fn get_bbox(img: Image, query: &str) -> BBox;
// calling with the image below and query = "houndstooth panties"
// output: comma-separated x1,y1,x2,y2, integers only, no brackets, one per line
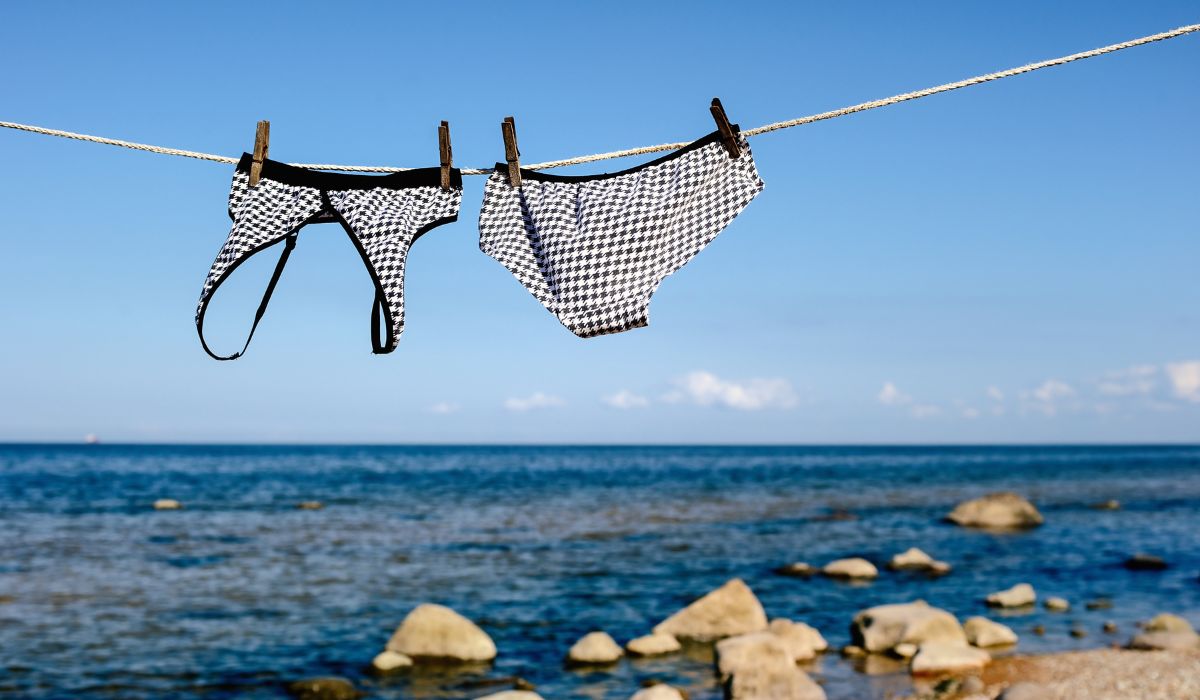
196,156,462,359
478,129,764,338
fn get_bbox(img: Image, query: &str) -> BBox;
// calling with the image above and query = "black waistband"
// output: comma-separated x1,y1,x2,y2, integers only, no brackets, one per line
493,128,734,184
238,154,462,190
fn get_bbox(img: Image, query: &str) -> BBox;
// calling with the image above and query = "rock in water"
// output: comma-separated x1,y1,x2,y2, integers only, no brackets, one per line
286,677,360,700
772,562,818,577
716,632,825,700
153,498,182,510
297,501,323,510
964,616,1018,647
370,650,413,673
768,618,827,659
1090,499,1121,510
566,631,623,666
851,600,966,653
1044,596,1070,611
625,632,680,657
1128,613,1200,650
946,492,1043,529
1144,613,1195,633
653,578,768,641
630,685,686,700
887,548,951,574
986,583,1036,608
475,693,545,700
821,557,878,579
1124,553,1168,571
910,642,990,674
386,603,497,662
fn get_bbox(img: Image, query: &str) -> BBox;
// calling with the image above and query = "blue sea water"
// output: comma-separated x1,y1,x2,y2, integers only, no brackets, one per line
1,444,1198,699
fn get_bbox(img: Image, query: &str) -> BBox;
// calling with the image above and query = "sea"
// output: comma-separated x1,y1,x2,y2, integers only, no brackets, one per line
1,444,1198,699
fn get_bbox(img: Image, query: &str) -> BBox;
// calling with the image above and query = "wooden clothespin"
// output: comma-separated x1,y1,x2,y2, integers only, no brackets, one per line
501,116,521,187
249,120,270,187
438,121,453,190
709,98,740,159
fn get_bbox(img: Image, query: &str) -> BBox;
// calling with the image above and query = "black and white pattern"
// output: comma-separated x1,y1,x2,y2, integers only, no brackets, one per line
196,158,461,359
478,130,763,338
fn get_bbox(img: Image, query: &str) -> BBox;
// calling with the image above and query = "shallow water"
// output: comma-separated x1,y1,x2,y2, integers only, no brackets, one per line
1,444,1198,699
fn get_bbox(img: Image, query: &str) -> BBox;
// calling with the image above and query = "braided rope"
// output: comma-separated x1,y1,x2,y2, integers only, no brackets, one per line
2,23,1197,174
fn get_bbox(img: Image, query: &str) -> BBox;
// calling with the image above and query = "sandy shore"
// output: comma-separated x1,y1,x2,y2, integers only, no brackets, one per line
908,648,1200,700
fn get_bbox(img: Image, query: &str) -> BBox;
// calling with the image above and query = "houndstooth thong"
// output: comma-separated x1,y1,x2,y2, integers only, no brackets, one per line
477,129,764,338
196,156,462,360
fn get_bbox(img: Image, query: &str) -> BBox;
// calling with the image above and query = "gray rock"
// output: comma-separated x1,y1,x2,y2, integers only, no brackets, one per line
964,616,1018,647
851,600,966,653
1044,596,1070,612
768,618,827,660
625,632,681,657
653,578,768,642
986,583,1036,608
386,603,497,662
821,557,878,579
910,642,990,674
946,492,1043,529
888,547,952,575
566,631,623,665
716,634,825,700
286,677,360,700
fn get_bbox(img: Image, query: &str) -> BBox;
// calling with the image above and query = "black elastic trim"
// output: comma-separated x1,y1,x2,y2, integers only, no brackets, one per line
238,154,462,191
494,128,734,183
197,232,298,361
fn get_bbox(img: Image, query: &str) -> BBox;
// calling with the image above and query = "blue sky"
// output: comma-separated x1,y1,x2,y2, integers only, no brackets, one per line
1,2,1197,444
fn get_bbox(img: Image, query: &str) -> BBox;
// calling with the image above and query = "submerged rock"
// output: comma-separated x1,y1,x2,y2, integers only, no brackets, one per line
386,603,497,662
297,501,323,510
716,632,825,700
1085,598,1114,610
986,583,1036,608
1103,621,1118,634
887,548,951,575
153,498,182,510
286,677,361,700
822,557,878,580
566,631,623,666
910,642,990,674
767,618,826,661
851,600,966,653
630,685,686,700
1090,499,1121,510
773,562,818,578
946,492,1043,529
1044,596,1070,612
653,578,768,642
625,632,681,657
1124,553,1168,571
1070,627,1087,638
370,650,413,673
964,616,1018,647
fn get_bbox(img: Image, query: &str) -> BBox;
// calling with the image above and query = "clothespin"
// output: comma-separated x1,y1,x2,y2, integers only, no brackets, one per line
709,98,740,159
501,116,521,187
249,120,270,187
438,121,453,190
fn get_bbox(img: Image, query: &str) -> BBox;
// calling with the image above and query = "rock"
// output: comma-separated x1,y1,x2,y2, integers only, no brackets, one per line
286,677,360,700
1124,553,1168,571
1085,598,1113,610
1044,596,1070,611
962,676,986,694
999,681,1052,700
1031,625,1045,636
1128,631,1200,651
475,693,544,700
625,632,681,657
772,562,817,578
986,583,1036,608
1070,627,1087,638
716,634,826,700
297,501,323,510
910,642,990,674
1143,613,1194,633
946,492,1043,529
850,600,966,653
964,616,1018,647
841,644,866,658
386,603,497,662
767,618,825,661
153,498,182,510
370,650,413,673
566,631,623,666
893,643,918,658
1090,499,1121,510
653,578,768,641
1103,621,1118,634
630,685,686,700
822,557,878,579
888,548,953,575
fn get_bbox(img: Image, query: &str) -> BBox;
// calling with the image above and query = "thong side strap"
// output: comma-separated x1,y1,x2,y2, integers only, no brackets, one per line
199,232,298,361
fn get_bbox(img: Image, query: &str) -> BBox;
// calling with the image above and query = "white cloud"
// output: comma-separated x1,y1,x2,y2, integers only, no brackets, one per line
1097,365,1158,397
668,371,798,411
428,401,460,415
1021,379,1075,416
877,381,912,406
603,389,649,409
986,386,1005,402
1166,361,1200,402
503,392,565,411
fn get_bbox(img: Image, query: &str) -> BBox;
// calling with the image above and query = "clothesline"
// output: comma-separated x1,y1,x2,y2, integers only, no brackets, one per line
2,23,1197,175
